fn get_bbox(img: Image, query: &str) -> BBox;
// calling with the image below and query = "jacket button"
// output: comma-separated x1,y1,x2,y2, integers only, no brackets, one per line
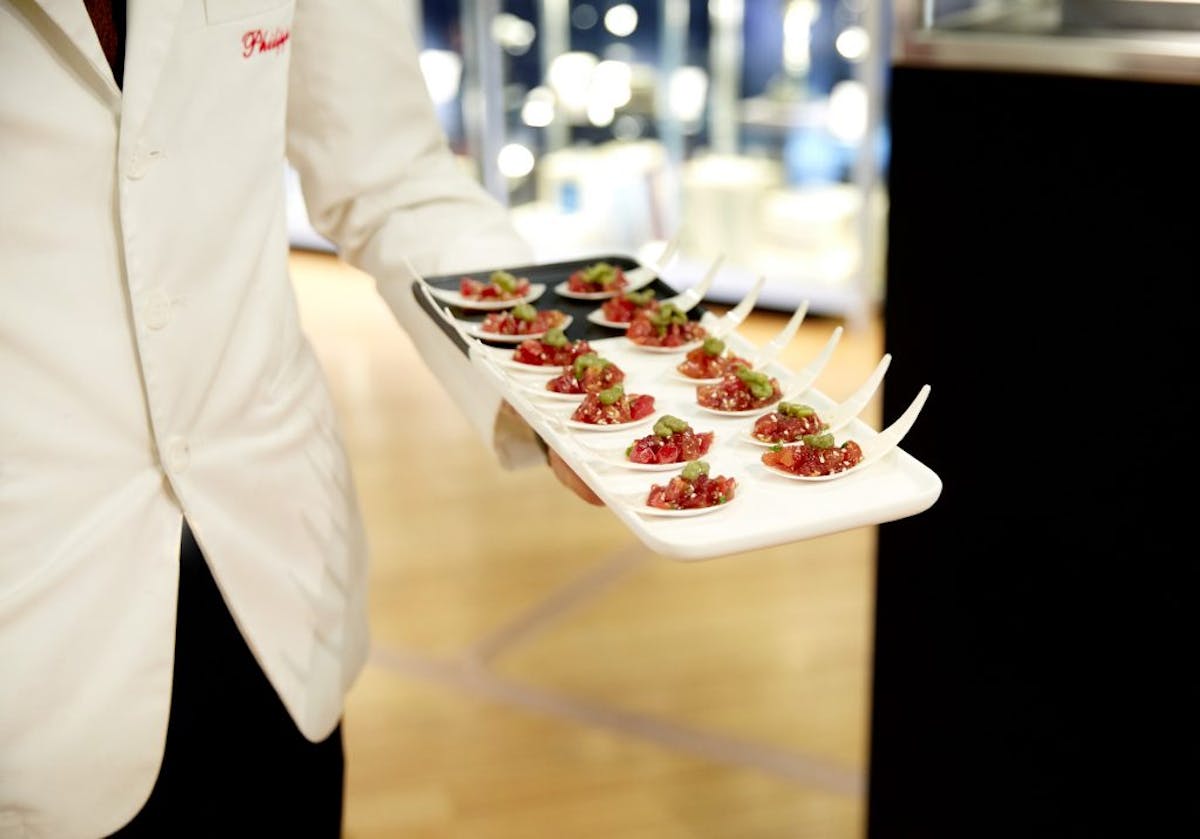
165,436,190,474
126,146,163,180
144,290,172,330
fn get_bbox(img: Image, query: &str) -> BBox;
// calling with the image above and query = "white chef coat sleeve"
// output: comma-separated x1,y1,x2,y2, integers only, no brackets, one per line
283,0,544,469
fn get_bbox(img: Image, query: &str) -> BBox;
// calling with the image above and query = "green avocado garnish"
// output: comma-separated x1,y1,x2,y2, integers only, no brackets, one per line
652,414,689,438
597,384,624,406
580,262,619,287
778,402,815,419
490,270,519,293
735,366,774,400
511,303,536,322
801,433,835,449
647,301,689,338
542,327,568,348
572,352,610,380
701,336,725,356
680,460,710,481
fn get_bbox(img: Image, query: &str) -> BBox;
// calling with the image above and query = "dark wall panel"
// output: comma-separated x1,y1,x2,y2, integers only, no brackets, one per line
868,66,1198,839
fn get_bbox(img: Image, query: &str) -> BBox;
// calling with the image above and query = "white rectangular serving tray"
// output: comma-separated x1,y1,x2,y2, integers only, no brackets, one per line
406,275,942,563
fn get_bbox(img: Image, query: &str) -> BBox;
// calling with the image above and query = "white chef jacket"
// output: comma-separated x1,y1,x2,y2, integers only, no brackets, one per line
0,2,538,836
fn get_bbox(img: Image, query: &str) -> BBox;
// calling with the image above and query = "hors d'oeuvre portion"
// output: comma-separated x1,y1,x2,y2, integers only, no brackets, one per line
511,328,591,367
566,261,629,295
626,302,706,349
570,384,655,426
761,433,865,477
750,401,828,444
674,336,753,381
480,302,567,336
459,269,531,302
600,287,658,324
545,352,625,395
645,460,737,511
695,367,783,413
624,415,713,465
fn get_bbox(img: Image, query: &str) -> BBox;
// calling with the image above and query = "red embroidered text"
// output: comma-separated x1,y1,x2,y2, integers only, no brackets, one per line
242,28,290,59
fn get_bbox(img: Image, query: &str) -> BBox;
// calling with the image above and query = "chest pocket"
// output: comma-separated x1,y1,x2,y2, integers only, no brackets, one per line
205,0,293,25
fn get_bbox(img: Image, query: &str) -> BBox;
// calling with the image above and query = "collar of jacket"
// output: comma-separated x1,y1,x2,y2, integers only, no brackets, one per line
30,0,186,124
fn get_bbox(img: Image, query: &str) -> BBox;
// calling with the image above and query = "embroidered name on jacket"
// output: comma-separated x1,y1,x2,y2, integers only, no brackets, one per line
242,28,290,58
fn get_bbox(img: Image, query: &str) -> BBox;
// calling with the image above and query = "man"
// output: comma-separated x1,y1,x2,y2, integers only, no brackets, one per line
0,2,598,836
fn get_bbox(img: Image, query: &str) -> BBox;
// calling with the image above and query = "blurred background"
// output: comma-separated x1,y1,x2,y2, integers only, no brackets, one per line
288,4,894,836
288,0,890,330
286,2,1200,836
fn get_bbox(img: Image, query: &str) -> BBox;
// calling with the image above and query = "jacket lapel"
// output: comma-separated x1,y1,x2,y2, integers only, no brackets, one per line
121,0,187,131
30,0,121,103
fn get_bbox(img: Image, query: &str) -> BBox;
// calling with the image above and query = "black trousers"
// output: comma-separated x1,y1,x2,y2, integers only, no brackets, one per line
108,522,345,837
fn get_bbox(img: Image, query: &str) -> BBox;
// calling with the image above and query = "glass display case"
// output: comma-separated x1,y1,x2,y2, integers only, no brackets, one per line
893,0,1200,81
287,1,894,329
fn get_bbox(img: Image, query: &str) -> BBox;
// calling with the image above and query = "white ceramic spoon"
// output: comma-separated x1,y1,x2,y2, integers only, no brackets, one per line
556,235,682,300
621,488,742,518
624,233,681,291
748,299,810,370
635,268,760,357
596,439,719,473
662,253,723,314
514,380,588,403
423,281,547,311
587,252,723,329
699,274,766,339
556,406,658,434
777,325,844,399
758,384,932,482
407,256,547,311
665,297,810,386
405,263,572,343
743,353,892,444
456,314,574,343
621,255,729,354
615,462,743,517
691,325,844,418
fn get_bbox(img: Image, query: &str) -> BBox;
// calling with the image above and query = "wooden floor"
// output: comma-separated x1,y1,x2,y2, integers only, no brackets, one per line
289,249,886,839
